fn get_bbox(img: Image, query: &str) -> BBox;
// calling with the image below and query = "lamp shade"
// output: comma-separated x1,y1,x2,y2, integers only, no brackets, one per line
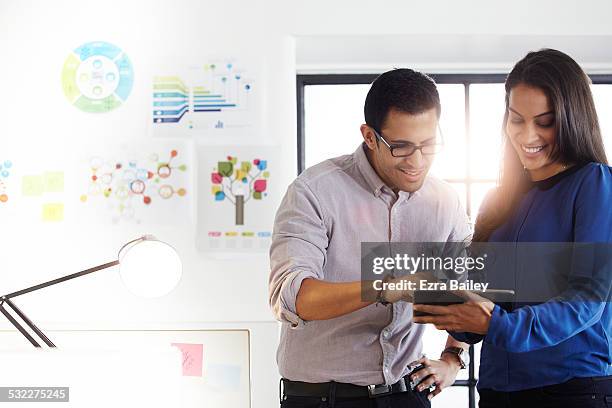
119,238,182,298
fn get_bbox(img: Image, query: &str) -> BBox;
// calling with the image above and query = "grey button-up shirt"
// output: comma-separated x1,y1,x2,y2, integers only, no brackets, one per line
269,144,471,386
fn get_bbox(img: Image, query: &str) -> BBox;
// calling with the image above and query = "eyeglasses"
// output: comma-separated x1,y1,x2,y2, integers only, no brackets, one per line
371,126,444,157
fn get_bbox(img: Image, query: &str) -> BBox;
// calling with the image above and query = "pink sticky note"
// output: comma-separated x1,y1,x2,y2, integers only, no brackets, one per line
171,343,203,377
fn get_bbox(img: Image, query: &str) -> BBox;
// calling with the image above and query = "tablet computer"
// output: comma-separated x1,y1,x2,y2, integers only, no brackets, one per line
413,289,515,317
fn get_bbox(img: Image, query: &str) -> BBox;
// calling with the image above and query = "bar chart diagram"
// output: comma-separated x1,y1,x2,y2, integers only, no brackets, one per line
152,61,257,137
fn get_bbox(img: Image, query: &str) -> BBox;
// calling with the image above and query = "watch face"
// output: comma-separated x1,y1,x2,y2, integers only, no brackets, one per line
461,350,470,368
444,347,469,368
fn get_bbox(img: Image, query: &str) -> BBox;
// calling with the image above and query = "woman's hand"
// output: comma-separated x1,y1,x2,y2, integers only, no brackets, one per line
412,291,495,334
408,356,461,400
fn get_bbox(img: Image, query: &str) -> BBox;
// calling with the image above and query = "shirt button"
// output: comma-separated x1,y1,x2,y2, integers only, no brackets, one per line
382,330,390,339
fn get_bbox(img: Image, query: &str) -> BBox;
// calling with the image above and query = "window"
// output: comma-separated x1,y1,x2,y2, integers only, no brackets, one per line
297,74,612,408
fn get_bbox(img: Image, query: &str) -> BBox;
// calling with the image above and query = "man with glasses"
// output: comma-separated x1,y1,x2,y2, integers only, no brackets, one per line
269,69,471,407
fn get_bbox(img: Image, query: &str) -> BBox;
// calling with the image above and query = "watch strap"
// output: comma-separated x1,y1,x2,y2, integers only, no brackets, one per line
441,347,467,369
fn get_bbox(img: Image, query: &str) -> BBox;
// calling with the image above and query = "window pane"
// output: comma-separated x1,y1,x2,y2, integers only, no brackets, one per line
304,84,370,169
304,83,468,181
474,341,482,379
470,182,496,221
421,325,447,360
431,384,472,407
421,326,469,381
430,84,467,180
469,84,506,180
591,84,612,158
448,182,468,218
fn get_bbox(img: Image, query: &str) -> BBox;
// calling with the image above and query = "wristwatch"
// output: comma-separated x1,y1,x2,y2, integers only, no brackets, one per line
441,347,470,369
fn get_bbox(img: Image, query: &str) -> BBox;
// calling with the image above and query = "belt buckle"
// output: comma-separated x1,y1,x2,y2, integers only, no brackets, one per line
367,384,392,398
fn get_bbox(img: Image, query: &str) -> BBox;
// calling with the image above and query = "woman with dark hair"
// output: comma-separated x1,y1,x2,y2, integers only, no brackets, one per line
411,49,612,407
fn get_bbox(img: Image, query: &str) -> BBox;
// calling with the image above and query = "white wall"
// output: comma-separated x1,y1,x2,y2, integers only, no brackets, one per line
0,0,292,325
1,0,612,406
2,0,612,328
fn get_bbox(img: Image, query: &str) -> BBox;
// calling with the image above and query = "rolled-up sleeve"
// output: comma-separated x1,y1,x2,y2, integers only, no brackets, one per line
269,179,328,327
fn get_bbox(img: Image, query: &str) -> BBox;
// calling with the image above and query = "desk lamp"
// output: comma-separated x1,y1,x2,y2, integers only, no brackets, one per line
0,235,182,347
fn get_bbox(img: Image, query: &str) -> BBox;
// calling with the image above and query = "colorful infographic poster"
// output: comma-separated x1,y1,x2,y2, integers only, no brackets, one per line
79,141,192,224
197,145,279,253
0,160,12,204
151,60,260,138
61,41,134,113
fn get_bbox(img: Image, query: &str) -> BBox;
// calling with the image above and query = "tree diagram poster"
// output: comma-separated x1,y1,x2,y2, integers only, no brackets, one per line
151,59,261,139
197,145,278,253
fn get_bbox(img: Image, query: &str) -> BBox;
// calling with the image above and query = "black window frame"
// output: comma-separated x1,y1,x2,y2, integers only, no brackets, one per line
296,72,612,408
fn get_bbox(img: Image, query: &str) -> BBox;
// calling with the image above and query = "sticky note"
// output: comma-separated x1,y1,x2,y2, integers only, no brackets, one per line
22,175,44,196
171,343,203,377
43,172,64,192
42,203,64,222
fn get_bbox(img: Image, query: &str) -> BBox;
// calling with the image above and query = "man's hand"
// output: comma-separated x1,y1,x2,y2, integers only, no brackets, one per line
408,355,461,400
380,272,437,303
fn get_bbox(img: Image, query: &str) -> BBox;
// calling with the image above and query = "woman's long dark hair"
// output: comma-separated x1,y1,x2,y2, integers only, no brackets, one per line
473,48,609,242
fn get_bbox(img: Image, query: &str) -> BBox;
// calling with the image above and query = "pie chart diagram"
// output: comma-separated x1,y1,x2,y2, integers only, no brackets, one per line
61,41,134,113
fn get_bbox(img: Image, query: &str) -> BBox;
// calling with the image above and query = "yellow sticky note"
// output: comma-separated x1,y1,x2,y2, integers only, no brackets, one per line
42,203,64,222
43,172,64,193
22,175,44,196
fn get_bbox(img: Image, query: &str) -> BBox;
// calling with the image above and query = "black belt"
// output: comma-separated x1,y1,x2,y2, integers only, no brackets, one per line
282,375,413,399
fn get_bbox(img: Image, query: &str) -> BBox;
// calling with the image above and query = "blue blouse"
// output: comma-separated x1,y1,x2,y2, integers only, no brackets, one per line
453,162,612,392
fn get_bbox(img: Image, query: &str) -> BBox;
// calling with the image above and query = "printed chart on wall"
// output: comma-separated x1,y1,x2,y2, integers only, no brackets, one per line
78,141,192,225
0,159,16,220
61,41,134,113
151,60,260,138
0,159,12,205
197,145,279,253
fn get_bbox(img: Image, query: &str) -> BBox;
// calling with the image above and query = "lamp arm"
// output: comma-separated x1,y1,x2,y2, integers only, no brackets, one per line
2,260,119,300
0,260,119,348
0,300,41,347
1,298,56,347
0,235,159,348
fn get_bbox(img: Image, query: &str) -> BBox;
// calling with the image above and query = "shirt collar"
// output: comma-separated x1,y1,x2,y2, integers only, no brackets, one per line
531,162,587,191
354,143,392,197
354,143,425,199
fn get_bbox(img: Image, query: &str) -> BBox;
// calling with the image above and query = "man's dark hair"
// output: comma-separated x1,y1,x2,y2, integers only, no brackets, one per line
364,68,441,132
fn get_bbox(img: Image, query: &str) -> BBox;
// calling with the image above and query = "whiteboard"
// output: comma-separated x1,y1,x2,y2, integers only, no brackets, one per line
0,329,250,408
